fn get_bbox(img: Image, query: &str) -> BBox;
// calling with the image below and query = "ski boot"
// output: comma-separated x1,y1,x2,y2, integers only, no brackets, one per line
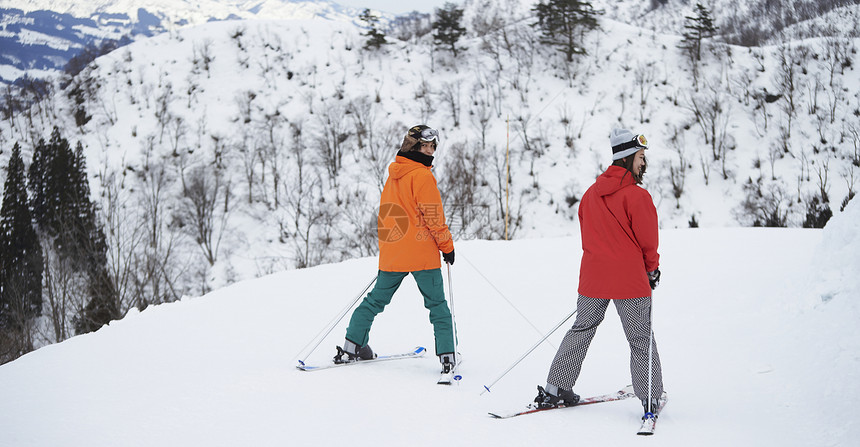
642,397,660,419
439,353,457,374
534,384,580,409
334,340,376,364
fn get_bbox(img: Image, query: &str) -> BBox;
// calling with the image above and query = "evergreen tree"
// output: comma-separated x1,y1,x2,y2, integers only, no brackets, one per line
433,2,467,58
0,143,43,359
533,0,602,62
27,135,52,229
27,127,118,334
359,9,387,50
70,141,119,334
29,127,78,244
679,2,718,62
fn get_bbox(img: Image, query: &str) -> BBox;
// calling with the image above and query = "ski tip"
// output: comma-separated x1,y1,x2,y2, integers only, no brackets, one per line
415,346,426,354
488,412,502,419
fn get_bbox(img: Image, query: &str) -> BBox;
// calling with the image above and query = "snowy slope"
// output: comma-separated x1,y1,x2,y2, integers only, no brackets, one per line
0,200,857,446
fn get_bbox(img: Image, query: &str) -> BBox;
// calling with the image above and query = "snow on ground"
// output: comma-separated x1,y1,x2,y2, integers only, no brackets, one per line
0,200,858,446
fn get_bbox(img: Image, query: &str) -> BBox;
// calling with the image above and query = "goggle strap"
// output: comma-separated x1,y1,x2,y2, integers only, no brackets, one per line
612,139,639,152
612,135,647,153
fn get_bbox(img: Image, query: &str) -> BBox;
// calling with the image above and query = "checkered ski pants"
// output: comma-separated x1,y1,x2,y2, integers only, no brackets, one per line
546,294,664,401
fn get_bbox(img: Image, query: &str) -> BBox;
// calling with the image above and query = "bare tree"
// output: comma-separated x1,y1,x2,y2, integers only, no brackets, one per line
135,150,186,307
438,80,462,127
348,96,399,191
666,129,688,208
735,178,793,227
751,88,772,136
99,170,145,315
257,106,288,209
825,78,844,125
634,60,657,124
336,188,377,258
815,157,831,203
773,43,805,147
840,164,857,211
821,35,852,88
282,171,331,269
415,78,435,124
178,165,231,266
167,115,188,157
315,102,351,187
38,243,81,346
0,277,38,363
847,121,860,167
683,77,732,178
191,38,214,78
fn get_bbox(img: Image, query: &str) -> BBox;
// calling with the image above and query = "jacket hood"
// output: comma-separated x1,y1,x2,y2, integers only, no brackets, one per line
595,165,637,197
389,155,430,180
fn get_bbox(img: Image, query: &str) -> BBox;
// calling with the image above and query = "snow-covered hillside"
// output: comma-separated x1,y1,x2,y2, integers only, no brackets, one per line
4,8,859,257
0,0,375,84
0,198,857,446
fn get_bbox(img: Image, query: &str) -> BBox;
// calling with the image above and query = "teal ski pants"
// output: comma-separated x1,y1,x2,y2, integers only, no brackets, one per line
345,269,455,355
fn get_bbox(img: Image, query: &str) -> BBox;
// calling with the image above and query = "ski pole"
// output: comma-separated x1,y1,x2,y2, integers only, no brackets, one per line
646,293,655,414
296,273,377,364
446,263,459,367
480,308,577,395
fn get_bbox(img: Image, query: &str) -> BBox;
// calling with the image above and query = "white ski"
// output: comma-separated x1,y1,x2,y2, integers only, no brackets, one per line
296,346,426,371
636,391,668,435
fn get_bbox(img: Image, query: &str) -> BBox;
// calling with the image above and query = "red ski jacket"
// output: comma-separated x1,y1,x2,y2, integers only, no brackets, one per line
577,166,659,299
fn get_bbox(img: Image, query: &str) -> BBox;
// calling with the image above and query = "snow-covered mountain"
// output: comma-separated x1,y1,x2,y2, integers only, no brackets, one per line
0,199,857,446
4,0,369,25
5,0,858,85
0,0,374,84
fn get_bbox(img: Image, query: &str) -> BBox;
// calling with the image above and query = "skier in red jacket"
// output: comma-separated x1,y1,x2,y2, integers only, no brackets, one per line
534,128,664,415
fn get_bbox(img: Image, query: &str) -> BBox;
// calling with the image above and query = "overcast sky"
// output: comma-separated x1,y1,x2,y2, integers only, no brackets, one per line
335,0,454,14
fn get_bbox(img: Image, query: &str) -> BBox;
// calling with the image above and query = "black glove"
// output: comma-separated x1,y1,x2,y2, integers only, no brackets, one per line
442,250,455,265
648,269,661,290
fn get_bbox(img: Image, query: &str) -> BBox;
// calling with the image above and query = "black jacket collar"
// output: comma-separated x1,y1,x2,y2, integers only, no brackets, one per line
397,150,434,167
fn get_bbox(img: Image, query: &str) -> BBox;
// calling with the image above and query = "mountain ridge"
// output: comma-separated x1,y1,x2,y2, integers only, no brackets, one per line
0,0,372,84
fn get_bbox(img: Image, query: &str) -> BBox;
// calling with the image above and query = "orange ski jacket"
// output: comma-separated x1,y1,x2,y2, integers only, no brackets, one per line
377,155,454,272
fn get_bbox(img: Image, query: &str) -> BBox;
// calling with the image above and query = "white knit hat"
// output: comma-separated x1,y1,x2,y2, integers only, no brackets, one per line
610,128,646,160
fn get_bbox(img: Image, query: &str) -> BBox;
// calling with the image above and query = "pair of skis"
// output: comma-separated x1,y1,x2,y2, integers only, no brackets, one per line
488,385,668,435
297,351,665,434
297,346,461,384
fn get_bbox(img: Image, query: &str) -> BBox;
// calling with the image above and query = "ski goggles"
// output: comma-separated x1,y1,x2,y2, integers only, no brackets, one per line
612,134,648,160
417,127,439,142
613,134,648,151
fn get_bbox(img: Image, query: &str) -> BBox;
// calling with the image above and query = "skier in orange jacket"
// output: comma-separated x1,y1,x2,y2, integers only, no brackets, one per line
337,125,457,375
